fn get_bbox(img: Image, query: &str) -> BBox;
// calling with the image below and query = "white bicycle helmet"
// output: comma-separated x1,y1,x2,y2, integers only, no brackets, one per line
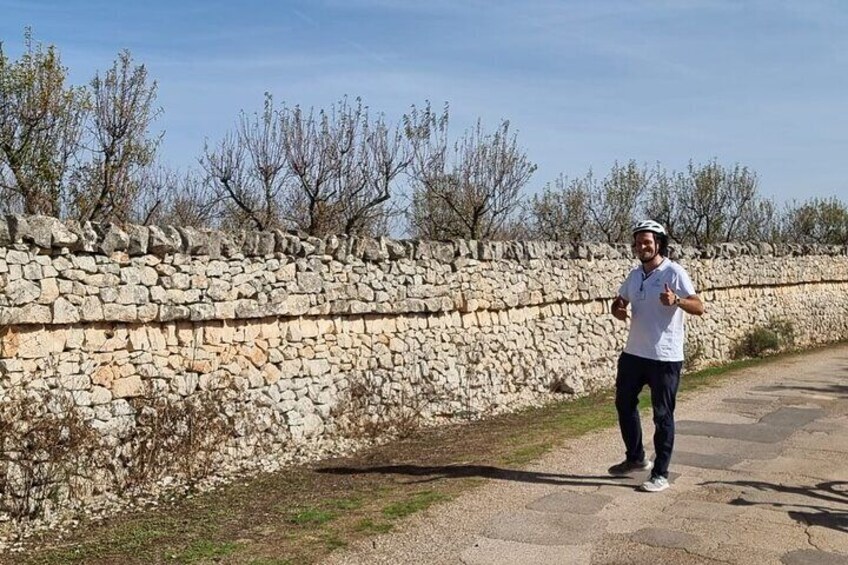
632,220,666,236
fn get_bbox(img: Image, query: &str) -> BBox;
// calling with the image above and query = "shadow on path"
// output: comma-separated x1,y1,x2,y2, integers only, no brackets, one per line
318,464,633,488
703,479,848,534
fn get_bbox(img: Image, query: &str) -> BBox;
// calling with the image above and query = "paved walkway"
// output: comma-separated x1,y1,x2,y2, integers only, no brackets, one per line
324,344,848,565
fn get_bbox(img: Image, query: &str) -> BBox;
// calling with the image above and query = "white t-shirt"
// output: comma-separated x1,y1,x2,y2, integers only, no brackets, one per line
618,258,697,362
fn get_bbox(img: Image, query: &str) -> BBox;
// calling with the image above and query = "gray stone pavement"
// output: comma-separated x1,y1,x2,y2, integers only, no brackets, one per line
323,344,848,565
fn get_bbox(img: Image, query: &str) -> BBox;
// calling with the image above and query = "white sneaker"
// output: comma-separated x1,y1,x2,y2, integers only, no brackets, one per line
641,475,669,492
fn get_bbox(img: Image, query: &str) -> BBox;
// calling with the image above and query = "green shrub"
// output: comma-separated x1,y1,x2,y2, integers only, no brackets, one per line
768,318,796,347
733,319,796,359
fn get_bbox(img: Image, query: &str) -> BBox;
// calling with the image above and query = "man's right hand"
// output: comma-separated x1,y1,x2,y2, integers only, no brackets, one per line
611,297,629,321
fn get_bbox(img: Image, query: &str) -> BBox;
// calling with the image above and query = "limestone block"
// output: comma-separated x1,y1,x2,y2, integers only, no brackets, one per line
189,303,215,321
160,305,190,321
53,297,81,324
364,317,388,334
6,263,22,281
388,338,407,353
16,328,64,358
276,263,296,282
63,328,84,350
173,373,199,396
214,302,236,320
299,319,320,338
247,370,264,389
92,364,118,388
147,225,182,255
103,304,137,322
305,358,330,377
0,329,19,357
279,359,302,379
59,374,90,390
246,346,267,367
38,277,60,304
263,363,282,385
95,223,129,254
112,375,144,398
134,303,156,322
259,321,281,340
302,413,324,438
286,323,303,342
187,358,214,373
23,263,43,280
286,295,311,316
7,279,41,305
206,280,231,301
5,249,29,265
71,255,97,273
70,390,92,407
90,386,112,405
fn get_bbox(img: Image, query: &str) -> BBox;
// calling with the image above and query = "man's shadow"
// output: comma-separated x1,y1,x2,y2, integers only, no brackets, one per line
317,463,636,488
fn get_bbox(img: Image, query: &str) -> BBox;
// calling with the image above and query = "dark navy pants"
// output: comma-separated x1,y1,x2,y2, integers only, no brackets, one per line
615,352,682,478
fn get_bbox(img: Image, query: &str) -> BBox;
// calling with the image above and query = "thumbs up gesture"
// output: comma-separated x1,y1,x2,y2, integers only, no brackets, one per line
660,282,677,306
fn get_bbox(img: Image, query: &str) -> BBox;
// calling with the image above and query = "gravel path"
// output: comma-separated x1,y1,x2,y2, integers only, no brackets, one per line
322,344,848,565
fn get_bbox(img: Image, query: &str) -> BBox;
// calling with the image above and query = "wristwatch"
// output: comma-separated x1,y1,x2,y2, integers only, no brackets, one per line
674,295,681,306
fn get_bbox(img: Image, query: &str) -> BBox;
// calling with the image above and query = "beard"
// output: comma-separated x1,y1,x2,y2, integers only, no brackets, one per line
638,249,657,263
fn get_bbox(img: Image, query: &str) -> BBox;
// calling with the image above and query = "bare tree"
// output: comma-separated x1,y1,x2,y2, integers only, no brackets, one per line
738,197,781,243
669,160,759,245
782,197,848,245
205,96,407,236
131,165,220,228
527,174,591,242
281,97,407,236
336,111,409,235
643,165,682,242
0,29,87,216
71,50,162,222
585,160,650,243
203,93,286,230
406,103,536,240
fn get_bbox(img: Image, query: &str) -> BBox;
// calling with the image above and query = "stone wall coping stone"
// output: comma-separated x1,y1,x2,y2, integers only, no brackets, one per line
1,215,845,263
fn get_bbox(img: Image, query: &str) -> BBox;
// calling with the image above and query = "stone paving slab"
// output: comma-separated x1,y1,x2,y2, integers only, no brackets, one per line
481,511,606,546
525,491,612,514
733,454,848,480
459,537,593,565
804,419,847,433
676,420,792,442
682,410,759,424
674,433,783,459
788,431,848,453
723,396,779,405
760,407,827,428
808,523,848,555
673,450,744,470
674,517,813,553
591,537,734,565
781,549,848,565
666,499,745,522
630,527,701,549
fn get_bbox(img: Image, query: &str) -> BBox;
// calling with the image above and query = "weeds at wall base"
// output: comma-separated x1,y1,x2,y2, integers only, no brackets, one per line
732,318,797,359
0,383,244,541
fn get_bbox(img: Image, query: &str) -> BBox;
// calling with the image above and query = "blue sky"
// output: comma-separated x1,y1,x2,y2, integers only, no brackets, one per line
3,0,847,203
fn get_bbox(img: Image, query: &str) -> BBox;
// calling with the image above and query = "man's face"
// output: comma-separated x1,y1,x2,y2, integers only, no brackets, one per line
633,231,658,263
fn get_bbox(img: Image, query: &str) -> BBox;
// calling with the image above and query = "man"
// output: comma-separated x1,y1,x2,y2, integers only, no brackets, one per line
609,220,705,492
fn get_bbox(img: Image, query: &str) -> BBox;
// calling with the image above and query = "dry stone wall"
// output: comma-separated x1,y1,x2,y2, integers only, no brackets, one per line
1,215,847,508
